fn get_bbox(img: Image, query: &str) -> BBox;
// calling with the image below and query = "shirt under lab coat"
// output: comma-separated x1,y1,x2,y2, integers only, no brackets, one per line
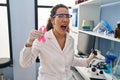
20,29,88,80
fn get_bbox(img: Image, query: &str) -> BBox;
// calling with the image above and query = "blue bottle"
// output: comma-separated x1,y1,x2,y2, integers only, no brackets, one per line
104,59,111,74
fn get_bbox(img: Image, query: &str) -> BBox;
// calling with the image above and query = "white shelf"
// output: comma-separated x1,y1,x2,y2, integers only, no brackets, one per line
78,30,120,43
79,0,120,6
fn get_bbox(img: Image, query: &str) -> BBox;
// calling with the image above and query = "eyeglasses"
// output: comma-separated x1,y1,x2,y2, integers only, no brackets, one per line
53,14,72,18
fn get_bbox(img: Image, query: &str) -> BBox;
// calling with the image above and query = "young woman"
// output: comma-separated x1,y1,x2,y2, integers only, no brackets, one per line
19,4,95,80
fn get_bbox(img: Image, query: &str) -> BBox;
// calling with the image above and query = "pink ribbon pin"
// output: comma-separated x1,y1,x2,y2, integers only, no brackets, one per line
38,26,46,43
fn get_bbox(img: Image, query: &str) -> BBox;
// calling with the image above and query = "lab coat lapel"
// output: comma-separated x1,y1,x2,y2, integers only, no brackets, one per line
45,30,63,52
63,32,72,52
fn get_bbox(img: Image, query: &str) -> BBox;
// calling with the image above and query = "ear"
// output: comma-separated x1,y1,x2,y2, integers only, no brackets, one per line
50,18,55,25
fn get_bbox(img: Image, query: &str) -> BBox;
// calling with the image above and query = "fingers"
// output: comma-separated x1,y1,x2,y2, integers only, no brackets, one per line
30,30,44,39
87,53,96,65
89,53,95,59
27,30,44,44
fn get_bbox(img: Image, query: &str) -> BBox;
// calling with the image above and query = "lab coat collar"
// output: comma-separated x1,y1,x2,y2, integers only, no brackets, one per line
45,29,72,52
45,29,71,40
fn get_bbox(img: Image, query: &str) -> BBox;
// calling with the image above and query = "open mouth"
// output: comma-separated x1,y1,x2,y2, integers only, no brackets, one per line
61,25,67,31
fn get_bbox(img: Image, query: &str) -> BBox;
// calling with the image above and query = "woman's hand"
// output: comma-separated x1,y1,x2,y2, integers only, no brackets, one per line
87,52,96,65
26,30,44,45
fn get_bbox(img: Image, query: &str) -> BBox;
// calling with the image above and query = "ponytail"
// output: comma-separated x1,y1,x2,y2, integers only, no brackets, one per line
46,18,53,31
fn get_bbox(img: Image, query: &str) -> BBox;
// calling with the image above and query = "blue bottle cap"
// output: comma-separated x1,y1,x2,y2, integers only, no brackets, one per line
106,59,110,64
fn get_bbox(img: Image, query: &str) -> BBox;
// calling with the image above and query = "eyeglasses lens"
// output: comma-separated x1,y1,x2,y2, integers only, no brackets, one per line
53,14,72,18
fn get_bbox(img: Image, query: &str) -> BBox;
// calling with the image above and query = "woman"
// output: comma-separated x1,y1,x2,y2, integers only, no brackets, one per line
19,4,95,80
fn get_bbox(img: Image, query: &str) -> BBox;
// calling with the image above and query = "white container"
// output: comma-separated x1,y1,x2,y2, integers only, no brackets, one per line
82,20,94,31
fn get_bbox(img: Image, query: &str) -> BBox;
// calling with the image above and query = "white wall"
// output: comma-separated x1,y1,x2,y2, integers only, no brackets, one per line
9,0,36,80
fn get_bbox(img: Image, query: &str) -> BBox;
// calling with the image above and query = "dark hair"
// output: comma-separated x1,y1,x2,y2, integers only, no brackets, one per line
46,4,68,31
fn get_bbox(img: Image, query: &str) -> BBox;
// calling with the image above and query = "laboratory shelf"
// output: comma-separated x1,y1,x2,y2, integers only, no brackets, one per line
78,30,120,43
79,0,120,6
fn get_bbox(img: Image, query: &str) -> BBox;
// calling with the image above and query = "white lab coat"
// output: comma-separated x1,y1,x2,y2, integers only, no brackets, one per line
20,29,88,80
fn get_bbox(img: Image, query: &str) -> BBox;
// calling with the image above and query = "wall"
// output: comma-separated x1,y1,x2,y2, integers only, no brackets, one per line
9,0,36,80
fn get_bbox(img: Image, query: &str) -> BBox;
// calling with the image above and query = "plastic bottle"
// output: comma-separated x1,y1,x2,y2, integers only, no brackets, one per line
93,20,114,36
104,59,111,74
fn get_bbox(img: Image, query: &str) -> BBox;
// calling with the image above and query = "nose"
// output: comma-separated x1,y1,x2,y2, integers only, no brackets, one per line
62,17,69,23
